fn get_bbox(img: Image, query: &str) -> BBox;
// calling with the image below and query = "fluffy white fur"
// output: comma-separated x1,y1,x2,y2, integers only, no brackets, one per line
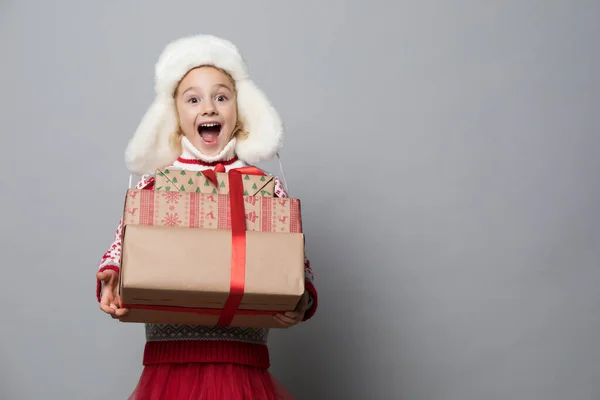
235,79,284,165
125,34,284,176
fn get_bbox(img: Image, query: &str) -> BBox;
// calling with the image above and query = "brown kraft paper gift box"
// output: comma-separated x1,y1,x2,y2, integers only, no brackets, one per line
118,180,305,328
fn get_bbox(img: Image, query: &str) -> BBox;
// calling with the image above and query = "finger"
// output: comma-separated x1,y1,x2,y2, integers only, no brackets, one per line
272,315,293,327
97,271,112,282
99,280,116,297
284,311,302,319
100,303,116,315
100,288,117,314
115,291,123,308
108,293,128,316
108,295,119,307
100,290,113,307
273,314,297,326
97,270,117,284
114,307,129,317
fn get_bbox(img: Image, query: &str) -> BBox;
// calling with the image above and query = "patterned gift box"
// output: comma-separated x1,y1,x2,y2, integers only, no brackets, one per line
154,168,275,197
122,189,302,233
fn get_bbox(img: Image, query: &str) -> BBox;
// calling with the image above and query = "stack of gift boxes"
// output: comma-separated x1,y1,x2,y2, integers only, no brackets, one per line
117,167,305,328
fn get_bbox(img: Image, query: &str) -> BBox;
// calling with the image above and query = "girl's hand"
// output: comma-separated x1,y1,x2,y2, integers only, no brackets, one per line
273,291,309,328
97,270,129,319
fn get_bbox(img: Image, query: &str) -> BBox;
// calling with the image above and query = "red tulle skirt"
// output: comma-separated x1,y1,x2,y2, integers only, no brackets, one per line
128,363,294,400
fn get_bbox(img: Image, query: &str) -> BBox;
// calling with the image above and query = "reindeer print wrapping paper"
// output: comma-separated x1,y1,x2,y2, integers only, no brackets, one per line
122,189,302,233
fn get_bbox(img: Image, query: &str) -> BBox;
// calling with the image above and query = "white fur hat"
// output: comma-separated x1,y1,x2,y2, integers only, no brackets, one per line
124,34,284,175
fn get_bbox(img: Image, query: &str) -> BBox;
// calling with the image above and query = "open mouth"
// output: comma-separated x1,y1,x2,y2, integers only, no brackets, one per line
197,122,222,144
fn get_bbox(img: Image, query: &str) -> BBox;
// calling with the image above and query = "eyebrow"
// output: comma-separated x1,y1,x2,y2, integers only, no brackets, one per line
182,84,233,95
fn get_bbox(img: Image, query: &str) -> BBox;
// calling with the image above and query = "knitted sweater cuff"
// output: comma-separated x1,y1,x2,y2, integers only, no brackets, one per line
303,281,318,321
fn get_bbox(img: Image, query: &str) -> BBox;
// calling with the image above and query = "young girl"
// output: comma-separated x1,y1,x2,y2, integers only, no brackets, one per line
95,34,318,400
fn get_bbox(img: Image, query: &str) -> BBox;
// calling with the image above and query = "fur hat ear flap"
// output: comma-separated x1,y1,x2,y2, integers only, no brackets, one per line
234,79,284,165
125,95,180,176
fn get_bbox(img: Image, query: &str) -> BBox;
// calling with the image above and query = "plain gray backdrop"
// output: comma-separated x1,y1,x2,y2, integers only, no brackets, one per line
1,1,599,399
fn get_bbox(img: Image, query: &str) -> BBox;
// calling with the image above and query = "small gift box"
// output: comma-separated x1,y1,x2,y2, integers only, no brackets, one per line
154,167,275,197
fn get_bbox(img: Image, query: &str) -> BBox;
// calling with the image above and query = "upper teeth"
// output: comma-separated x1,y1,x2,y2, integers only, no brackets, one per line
201,123,219,127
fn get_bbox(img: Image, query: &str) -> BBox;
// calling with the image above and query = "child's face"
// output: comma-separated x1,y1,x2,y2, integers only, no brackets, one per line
175,66,238,156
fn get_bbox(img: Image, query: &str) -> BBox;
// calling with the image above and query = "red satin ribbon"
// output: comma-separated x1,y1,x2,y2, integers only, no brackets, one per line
214,163,226,173
216,169,246,326
209,166,267,326
122,303,277,316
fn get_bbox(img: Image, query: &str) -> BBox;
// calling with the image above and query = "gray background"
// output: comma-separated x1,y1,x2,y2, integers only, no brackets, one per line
1,1,599,399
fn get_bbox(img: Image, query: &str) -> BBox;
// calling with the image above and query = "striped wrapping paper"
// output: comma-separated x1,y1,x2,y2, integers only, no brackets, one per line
122,189,302,233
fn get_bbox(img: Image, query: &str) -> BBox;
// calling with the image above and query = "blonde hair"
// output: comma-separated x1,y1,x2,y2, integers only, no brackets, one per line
168,65,249,152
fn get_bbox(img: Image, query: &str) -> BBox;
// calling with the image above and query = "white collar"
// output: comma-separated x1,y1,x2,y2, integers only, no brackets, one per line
179,136,237,163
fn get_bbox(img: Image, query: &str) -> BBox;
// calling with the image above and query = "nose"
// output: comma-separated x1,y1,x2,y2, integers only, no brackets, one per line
200,99,217,115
